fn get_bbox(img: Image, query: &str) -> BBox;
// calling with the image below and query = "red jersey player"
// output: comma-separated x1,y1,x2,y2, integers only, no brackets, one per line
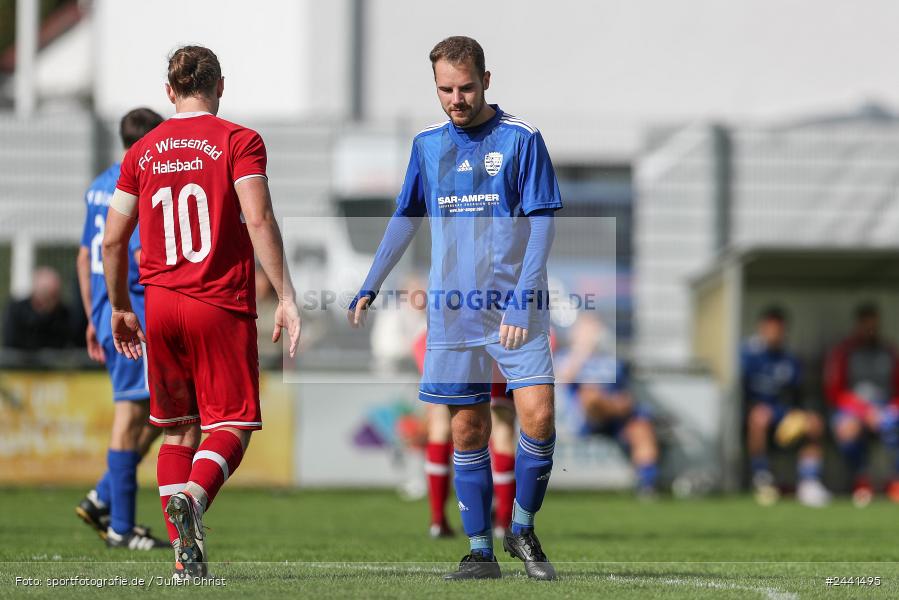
102,46,301,580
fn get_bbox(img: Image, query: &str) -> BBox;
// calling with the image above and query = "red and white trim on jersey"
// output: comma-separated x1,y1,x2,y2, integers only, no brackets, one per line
170,111,213,119
200,420,263,432
149,414,201,425
193,449,230,480
158,483,187,496
234,173,267,186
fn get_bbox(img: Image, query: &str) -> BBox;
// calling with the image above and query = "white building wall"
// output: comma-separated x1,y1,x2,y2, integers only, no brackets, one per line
93,0,350,122
88,0,899,160
363,0,899,160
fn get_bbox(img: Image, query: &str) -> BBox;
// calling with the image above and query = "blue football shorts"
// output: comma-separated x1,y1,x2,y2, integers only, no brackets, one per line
97,304,149,402
419,333,554,405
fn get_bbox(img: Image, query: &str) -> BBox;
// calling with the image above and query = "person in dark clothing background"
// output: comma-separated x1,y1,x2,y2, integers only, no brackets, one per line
2,266,73,351
826,302,899,507
742,306,830,507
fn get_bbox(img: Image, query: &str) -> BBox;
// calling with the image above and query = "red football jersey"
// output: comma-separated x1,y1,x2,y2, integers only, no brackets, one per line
117,112,266,316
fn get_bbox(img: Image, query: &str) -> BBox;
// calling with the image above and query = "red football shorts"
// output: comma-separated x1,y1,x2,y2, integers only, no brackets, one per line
145,285,261,432
490,363,514,409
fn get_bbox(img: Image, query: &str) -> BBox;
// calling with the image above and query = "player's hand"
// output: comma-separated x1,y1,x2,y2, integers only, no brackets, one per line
499,322,528,350
273,299,302,358
348,295,371,328
110,309,146,361
85,322,106,364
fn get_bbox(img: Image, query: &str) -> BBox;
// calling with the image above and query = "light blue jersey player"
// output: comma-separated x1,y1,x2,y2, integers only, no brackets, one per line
350,37,561,580
74,108,168,551
81,164,145,397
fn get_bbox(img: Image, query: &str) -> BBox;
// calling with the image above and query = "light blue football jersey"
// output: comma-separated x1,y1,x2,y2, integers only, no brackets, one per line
396,105,562,348
80,163,144,332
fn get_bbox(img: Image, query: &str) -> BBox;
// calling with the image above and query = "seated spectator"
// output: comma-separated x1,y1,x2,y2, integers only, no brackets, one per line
825,302,899,507
557,313,659,498
3,266,73,351
742,306,830,507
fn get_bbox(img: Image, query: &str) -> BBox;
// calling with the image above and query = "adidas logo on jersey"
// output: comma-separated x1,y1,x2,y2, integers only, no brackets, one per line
458,501,469,511
457,160,472,172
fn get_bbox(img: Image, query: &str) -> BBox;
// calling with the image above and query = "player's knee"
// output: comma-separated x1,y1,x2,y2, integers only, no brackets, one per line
578,392,602,420
450,408,491,449
427,407,452,442
163,423,201,449
490,422,517,455
747,404,773,431
519,405,555,442
834,417,862,442
805,412,825,439
453,423,490,450
109,428,137,451
629,418,655,443
221,427,252,450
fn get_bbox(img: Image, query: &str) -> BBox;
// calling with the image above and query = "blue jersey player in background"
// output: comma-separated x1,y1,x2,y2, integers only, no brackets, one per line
350,37,561,580
74,108,168,550
741,306,830,507
557,313,660,498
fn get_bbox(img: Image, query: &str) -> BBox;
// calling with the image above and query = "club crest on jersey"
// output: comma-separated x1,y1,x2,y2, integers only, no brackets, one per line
484,152,503,176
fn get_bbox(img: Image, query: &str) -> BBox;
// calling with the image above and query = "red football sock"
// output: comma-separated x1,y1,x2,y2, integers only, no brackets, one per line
157,444,196,544
425,442,452,526
187,430,245,511
491,448,516,529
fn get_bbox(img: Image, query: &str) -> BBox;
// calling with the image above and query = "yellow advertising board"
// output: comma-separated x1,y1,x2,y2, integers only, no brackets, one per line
0,371,293,487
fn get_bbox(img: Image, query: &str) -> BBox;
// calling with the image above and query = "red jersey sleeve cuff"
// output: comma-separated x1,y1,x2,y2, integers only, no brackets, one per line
234,173,267,185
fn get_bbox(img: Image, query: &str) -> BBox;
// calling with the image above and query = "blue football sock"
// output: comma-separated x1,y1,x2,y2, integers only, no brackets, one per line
512,431,554,535
797,456,822,482
95,472,112,507
750,455,770,475
107,449,141,535
839,440,867,475
636,462,658,490
453,446,493,557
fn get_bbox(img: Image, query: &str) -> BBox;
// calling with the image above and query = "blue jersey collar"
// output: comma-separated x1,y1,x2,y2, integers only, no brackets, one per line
448,104,503,149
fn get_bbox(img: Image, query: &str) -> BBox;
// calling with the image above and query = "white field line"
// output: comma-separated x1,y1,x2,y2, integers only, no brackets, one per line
307,563,441,574
608,573,798,600
304,563,800,599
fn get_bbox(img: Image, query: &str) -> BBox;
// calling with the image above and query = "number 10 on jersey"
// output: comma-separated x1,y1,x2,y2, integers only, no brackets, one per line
151,184,211,265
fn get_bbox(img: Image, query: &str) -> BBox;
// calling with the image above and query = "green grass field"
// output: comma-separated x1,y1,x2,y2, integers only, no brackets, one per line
1,488,898,599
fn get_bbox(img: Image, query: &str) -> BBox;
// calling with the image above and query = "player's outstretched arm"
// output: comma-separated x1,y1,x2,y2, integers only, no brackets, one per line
76,246,105,363
103,191,145,360
347,213,421,328
235,176,301,358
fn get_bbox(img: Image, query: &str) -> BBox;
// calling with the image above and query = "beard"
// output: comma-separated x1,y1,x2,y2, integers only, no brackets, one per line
445,96,484,128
